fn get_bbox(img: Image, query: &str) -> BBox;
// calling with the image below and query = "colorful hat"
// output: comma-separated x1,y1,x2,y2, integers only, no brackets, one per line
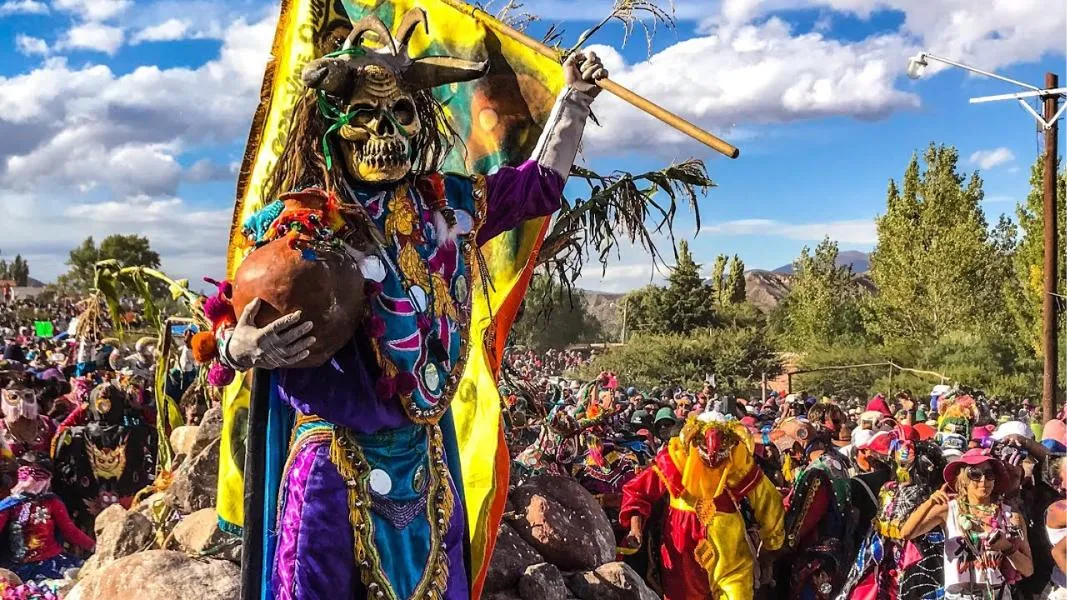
943,449,1009,494
654,407,677,426
1042,419,1066,453
857,431,894,455
913,423,936,441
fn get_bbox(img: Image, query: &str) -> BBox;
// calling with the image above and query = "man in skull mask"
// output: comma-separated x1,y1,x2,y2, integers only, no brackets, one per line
216,9,608,600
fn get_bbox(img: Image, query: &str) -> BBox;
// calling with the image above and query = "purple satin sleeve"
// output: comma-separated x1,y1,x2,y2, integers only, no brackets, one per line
476,160,564,245
276,339,408,434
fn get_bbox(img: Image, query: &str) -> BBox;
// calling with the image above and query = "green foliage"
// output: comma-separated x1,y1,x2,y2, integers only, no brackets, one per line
578,329,781,394
620,241,717,336
710,254,728,304
1003,155,1066,358
869,145,1010,341
0,252,30,286
57,235,161,293
511,274,602,351
778,237,866,350
726,255,746,304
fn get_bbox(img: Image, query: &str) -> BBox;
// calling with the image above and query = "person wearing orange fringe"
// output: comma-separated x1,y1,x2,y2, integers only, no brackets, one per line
620,414,786,600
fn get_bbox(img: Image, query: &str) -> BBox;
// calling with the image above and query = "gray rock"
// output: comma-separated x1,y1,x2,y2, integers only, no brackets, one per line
191,406,223,457
80,511,155,580
486,521,543,592
168,507,239,562
93,504,127,538
166,437,220,514
519,563,568,600
169,425,200,460
484,591,523,600
66,550,239,600
509,475,615,571
566,562,660,600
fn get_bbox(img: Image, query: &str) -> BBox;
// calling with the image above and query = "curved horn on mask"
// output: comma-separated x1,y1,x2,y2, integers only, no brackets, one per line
343,14,397,55
403,56,489,91
300,57,353,93
395,8,429,57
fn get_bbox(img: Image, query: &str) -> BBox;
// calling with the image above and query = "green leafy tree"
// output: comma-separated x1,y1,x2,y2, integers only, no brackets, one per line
869,145,1008,341
511,274,602,350
10,255,29,286
578,329,781,393
710,254,728,305
57,235,162,293
621,284,668,337
726,254,746,304
1004,155,1066,357
780,237,865,350
659,241,716,334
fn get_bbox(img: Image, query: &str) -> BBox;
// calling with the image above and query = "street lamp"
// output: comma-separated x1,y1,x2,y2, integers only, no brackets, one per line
906,50,1065,421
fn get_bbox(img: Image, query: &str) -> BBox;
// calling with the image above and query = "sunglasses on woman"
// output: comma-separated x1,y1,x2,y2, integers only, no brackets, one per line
965,466,996,482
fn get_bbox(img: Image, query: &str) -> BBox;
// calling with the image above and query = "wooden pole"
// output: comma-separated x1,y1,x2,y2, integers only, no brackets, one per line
439,0,740,159
1042,72,1060,424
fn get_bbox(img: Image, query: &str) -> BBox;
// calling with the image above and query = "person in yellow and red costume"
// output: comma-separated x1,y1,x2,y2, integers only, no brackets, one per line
619,413,786,599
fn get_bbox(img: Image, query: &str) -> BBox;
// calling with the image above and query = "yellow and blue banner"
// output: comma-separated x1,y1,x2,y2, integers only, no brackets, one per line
222,0,562,595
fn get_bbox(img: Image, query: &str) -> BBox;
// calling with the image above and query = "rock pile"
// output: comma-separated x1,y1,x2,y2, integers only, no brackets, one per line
62,412,659,599
484,475,659,600
65,407,241,600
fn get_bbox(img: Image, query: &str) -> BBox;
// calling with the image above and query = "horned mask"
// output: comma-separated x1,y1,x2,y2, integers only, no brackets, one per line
301,9,489,184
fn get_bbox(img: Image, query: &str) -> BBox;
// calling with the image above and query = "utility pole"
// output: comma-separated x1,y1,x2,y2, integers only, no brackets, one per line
909,53,1067,421
1043,72,1060,424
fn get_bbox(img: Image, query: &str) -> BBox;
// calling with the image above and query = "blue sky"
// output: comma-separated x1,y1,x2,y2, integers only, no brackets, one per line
0,0,1064,292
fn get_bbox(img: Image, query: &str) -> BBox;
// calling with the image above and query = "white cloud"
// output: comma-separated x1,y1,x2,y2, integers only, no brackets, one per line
184,158,237,182
0,190,231,283
713,0,1064,73
60,22,125,54
580,18,920,154
52,0,130,21
702,218,878,245
131,18,190,44
0,0,47,15
969,147,1015,170
14,34,49,56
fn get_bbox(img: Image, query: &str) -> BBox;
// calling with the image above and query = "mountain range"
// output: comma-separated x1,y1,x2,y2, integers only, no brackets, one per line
771,250,871,275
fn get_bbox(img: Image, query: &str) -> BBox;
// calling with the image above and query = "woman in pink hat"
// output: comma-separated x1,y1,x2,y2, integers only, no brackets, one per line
901,449,1033,599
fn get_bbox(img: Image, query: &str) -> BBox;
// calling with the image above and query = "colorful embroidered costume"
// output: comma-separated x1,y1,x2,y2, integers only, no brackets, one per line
266,166,561,600
779,451,853,600
0,465,94,582
620,418,785,600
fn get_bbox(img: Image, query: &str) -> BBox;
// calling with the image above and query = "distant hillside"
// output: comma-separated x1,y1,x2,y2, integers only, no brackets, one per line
745,269,875,312
773,250,871,275
582,290,625,337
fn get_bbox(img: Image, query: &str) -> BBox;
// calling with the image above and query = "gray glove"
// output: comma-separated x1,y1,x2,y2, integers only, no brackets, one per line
532,51,608,180
222,298,315,370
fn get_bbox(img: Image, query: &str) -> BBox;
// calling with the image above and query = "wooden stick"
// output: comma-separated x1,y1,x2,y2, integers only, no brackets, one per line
439,0,741,159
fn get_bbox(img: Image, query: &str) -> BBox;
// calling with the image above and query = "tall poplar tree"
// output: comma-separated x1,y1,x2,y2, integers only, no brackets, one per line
726,255,746,304
869,144,1007,341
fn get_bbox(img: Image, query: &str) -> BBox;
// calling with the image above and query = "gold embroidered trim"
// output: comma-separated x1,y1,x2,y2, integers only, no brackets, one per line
331,425,455,600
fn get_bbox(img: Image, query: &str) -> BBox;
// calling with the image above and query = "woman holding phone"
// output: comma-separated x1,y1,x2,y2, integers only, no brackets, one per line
900,449,1033,599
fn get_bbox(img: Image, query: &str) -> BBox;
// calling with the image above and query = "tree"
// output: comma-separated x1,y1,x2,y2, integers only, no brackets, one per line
622,284,669,336
578,329,781,393
779,237,865,351
658,240,717,334
726,254,746,304
710,254,728,305
511,274,602,350
869,145,1008,341
1004,155,1066,357
10,255,29,286
57,235,162,293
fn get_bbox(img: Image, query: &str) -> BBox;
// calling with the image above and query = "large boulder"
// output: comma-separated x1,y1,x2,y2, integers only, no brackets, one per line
191,406,223,457
566,562,659,600
80,510,154,580
170,425,200,459
93,504,127,537
166,437,220,514
486,521,543,592
66,550,239,600
508,475,615,571
519,563,568,600
168,508,236,558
